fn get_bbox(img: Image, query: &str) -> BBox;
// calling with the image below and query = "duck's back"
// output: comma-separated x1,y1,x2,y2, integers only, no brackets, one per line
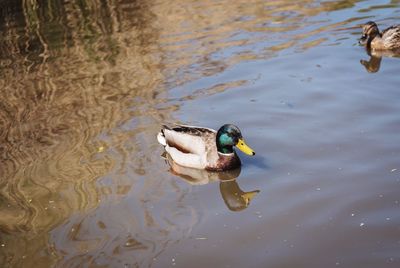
382,25,400,49
162,125,214,154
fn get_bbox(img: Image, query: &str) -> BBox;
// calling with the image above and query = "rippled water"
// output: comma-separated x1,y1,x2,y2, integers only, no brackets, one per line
1,0,400,267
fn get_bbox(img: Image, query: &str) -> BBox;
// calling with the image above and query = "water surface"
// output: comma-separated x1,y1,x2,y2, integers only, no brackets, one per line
0,0,400,267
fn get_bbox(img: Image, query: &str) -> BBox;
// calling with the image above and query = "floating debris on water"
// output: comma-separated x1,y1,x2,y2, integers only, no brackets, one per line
255,211,263,218
360,223,365,227
390,169,397,172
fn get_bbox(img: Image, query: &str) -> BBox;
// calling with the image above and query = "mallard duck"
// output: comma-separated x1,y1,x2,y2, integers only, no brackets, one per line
359,21,400,50
157,124,255,171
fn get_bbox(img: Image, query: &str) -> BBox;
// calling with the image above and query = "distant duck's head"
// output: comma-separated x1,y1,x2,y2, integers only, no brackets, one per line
359,21,380,47
216,124,255,155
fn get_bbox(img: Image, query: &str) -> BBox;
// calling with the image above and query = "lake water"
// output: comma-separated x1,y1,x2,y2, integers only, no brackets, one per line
0,0,399,267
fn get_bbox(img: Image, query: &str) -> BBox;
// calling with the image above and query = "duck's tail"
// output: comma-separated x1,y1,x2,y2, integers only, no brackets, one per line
157,127,167,146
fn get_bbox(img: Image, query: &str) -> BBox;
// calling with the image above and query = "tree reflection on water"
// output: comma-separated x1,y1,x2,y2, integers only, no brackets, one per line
0,0,365,266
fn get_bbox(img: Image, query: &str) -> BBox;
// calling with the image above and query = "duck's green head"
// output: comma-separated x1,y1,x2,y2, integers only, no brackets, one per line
216,124,255,155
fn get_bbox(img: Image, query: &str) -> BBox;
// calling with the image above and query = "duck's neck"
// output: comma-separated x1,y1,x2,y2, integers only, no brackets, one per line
217,143,234,154
368,33,382,49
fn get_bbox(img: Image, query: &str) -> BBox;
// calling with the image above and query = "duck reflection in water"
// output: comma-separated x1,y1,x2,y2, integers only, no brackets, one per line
360,49,400,73
360,53,382,73
164,153,260,211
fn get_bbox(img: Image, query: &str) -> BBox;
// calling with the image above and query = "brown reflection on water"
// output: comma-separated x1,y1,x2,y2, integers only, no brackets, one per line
154,0,365,87
0,0,370,266
0,0,165,266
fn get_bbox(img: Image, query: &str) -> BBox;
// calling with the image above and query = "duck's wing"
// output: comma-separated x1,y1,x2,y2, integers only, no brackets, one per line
161,124,216,153
382,25,400,35
165,124,216,136
382,25,400,48
158,124,218,169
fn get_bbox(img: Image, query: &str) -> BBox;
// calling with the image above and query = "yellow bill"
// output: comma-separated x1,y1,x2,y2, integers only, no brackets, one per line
236,138,255,156
241,190,260,206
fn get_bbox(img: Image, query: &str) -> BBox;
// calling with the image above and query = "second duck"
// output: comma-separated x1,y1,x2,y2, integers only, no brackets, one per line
359,21,400,50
